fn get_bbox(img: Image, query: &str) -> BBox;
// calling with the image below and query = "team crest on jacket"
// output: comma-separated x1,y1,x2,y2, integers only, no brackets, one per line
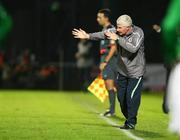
128,37,132,42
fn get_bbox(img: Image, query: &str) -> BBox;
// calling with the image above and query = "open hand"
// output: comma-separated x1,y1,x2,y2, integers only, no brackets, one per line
72,28,89,39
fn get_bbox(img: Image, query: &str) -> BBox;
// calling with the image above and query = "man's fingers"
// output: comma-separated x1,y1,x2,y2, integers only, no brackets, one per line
72,31,79,36
72,29,85,34
72,28,88,39
105,31,111,36
79,28,84,32
80,28,86,34
72,31,77,34
73,28,80,32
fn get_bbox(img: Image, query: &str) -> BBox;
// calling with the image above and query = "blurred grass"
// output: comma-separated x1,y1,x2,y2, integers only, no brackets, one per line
0,90,179,140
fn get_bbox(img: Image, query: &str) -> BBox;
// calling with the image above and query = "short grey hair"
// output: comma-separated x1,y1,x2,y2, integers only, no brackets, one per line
116,15,132,26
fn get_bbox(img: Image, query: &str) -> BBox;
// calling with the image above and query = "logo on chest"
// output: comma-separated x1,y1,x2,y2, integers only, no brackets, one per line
128,37,133,43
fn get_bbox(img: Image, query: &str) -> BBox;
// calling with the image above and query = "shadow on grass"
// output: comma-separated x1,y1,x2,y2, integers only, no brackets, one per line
77,122,113,128
112,126,165,138
88,112,125,122
131,129,165,138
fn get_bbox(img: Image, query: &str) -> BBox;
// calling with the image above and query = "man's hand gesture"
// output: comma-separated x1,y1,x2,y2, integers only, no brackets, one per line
72,28,90,39
105,31,119,41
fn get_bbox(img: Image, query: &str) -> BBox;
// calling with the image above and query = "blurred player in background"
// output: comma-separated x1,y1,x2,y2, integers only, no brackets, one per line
162,0,180,134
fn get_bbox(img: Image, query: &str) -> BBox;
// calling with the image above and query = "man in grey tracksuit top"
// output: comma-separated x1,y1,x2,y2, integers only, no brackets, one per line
88,15,145,129
89,26,145,78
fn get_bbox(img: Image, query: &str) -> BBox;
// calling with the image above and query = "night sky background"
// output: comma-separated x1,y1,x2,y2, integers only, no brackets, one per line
0,0,170,90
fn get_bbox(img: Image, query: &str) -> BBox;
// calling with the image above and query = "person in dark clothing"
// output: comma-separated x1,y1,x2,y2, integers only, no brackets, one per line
96,9,117,117
74,9,118,116
73,15,145,129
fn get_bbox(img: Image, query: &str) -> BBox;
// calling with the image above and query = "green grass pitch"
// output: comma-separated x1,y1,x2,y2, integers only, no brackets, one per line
0,90,180,140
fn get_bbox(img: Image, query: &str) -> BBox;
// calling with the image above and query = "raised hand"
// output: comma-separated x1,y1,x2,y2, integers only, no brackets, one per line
72,28,89,39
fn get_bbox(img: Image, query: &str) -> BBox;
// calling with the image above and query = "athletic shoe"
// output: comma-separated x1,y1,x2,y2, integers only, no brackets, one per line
100,110,115,117
119,124,135,130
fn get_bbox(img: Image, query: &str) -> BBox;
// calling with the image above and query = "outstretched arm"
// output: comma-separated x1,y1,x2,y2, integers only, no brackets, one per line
72,28,116,40
89,32,106,40
72,28,90,39
72,28,105,40
89,28,116,40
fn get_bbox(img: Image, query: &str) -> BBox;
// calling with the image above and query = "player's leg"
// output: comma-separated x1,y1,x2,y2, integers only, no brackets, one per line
104,79,116,116
102,64,116,116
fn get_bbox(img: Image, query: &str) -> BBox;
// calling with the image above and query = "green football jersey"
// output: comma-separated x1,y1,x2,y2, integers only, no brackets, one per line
162,0,180,64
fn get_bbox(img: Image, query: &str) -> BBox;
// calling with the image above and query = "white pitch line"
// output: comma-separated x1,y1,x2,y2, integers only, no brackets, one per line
85,104,144,140
101,116,144,140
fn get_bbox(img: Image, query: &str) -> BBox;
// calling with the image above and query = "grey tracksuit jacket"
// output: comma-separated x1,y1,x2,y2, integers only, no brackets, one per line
89,25,145,78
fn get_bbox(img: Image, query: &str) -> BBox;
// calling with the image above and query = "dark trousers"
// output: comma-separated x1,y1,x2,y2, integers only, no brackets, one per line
116,73,143,126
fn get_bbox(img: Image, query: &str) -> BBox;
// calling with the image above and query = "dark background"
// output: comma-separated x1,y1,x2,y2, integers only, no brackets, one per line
0,0,169,90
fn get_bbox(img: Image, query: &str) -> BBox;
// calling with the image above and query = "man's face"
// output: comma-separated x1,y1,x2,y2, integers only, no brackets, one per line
116,25,130,36
97,13,108,26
